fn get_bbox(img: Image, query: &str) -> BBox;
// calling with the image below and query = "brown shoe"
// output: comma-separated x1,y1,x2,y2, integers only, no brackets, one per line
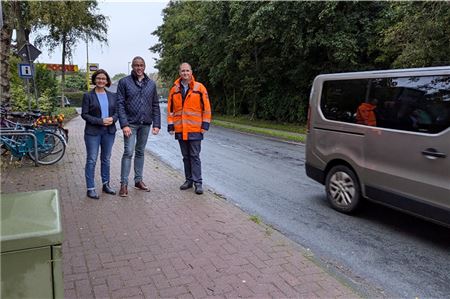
119,184,128,197
134,181,150,192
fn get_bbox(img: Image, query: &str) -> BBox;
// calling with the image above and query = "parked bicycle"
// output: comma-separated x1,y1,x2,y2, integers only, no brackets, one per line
1,105,67,165
0,104,69,142
33,114,69,142
0,125,66,165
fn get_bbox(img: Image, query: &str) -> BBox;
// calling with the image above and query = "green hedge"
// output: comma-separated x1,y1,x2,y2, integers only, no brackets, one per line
54,107,78,120
65,91,84,107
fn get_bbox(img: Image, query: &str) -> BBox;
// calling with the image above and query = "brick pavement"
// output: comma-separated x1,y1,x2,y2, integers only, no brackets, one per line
1,116,359,299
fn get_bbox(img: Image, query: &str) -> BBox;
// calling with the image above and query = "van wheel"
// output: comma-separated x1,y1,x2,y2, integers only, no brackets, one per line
325,165,361,213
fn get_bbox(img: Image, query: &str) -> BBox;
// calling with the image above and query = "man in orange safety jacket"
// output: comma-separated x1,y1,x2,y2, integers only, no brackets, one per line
167,63,212,194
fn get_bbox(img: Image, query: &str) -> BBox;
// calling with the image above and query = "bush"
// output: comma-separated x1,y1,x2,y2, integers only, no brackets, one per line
38,89,56,113
33,64,58,99
54,107,78,120
65,91,84,107
9,57,59,113
65,71,88,91
11,84,30,111
10,56,30,111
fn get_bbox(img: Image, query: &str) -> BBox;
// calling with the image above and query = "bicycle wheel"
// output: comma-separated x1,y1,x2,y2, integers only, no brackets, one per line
39,125,68,143
28,131,66,165
56,127,69,142
43,128,67,155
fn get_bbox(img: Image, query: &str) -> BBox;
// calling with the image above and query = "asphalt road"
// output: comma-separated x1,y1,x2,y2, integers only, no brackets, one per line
144,104,450,298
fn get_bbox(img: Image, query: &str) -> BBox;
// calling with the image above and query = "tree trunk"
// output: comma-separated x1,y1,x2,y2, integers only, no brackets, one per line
233,87,236,117
12,1,29,50
250,46,260,121
0,4,13,104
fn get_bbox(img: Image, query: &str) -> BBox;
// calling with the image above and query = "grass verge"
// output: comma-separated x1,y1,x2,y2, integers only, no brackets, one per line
212,119,306,143
214,115,306,134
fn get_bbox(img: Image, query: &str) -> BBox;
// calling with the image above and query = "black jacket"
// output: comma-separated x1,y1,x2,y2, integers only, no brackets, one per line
81,89,118,135
117,72,161,128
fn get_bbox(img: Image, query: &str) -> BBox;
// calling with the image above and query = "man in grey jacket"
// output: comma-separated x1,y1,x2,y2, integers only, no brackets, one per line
117,56,161,197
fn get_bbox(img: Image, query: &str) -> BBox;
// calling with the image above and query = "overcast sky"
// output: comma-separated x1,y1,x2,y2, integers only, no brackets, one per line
31,0,169,76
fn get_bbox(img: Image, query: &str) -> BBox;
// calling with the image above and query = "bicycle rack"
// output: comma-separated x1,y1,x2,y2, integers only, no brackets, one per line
0,130,39,166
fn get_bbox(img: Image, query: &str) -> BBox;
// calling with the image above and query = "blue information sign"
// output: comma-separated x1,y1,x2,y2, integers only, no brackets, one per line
18,63,33,78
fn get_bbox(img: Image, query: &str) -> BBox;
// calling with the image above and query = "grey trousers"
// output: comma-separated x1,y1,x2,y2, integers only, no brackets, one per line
178,140,202,184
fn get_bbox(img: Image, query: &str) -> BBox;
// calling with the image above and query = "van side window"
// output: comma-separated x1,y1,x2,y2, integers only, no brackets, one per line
321,75,450,133
372,76,450,133
321,79,368,123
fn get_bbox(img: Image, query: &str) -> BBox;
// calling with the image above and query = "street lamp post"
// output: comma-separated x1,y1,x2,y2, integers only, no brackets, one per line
128,62,131,74
86,37,90,91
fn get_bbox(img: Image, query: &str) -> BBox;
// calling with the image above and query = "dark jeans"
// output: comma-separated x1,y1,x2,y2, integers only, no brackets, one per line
178,140,202,184
84,128,116,190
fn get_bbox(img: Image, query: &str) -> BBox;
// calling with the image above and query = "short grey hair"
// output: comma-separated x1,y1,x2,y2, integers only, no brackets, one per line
179,62,192,70
132,56,145,66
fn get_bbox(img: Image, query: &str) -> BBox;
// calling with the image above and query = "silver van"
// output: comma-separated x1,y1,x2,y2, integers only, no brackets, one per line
305,66,450,227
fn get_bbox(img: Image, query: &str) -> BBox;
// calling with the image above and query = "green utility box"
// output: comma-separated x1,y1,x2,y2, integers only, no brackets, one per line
1,189,63,299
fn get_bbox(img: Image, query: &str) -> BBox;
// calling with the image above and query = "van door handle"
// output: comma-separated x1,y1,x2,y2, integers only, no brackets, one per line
422,148,447,159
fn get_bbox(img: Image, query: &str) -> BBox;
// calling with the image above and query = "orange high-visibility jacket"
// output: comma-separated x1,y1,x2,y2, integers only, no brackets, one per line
356,102,377,126
167,77,212,140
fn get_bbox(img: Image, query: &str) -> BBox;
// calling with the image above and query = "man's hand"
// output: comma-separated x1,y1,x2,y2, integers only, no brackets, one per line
169,130,175,135
152,127,160,135
103,117,113,126
122,126,132,137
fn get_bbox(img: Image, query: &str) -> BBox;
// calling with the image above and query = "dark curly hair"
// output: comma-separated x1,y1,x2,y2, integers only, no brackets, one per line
91,69,112,87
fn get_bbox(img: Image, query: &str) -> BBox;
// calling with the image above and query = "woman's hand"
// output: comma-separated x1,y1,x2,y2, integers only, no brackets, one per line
103,117,113,126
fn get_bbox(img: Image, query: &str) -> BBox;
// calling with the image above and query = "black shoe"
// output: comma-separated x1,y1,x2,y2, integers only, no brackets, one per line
180,180,193,190
194,183,203,195
87,190,99,200
102,183,116,195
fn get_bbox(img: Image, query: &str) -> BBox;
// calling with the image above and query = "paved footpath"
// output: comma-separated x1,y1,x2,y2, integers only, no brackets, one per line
1,116,358,299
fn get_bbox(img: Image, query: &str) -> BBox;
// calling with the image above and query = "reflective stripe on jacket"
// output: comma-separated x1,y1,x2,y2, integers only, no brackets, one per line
167,77,212,140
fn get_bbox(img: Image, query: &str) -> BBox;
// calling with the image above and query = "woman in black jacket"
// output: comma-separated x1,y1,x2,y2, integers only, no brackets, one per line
81,69,118,199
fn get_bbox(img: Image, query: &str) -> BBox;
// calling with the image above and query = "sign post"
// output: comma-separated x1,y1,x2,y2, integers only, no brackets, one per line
17,42,41,109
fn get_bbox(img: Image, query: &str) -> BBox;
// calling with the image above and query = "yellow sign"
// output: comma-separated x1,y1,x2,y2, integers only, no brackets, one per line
88,63,99,76
86,63,99,91
43,63,79,72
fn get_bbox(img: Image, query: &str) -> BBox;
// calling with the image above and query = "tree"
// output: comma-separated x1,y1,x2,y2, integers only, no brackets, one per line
1,1,45,104
0,2,14,103
151,2,389,123
151,2,450,122
375,2,450,67
1,0,108,108
0,1,32,104
30,1,108,107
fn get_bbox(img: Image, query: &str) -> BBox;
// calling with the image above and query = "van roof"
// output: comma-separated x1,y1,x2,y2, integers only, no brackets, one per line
315,66,450,81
